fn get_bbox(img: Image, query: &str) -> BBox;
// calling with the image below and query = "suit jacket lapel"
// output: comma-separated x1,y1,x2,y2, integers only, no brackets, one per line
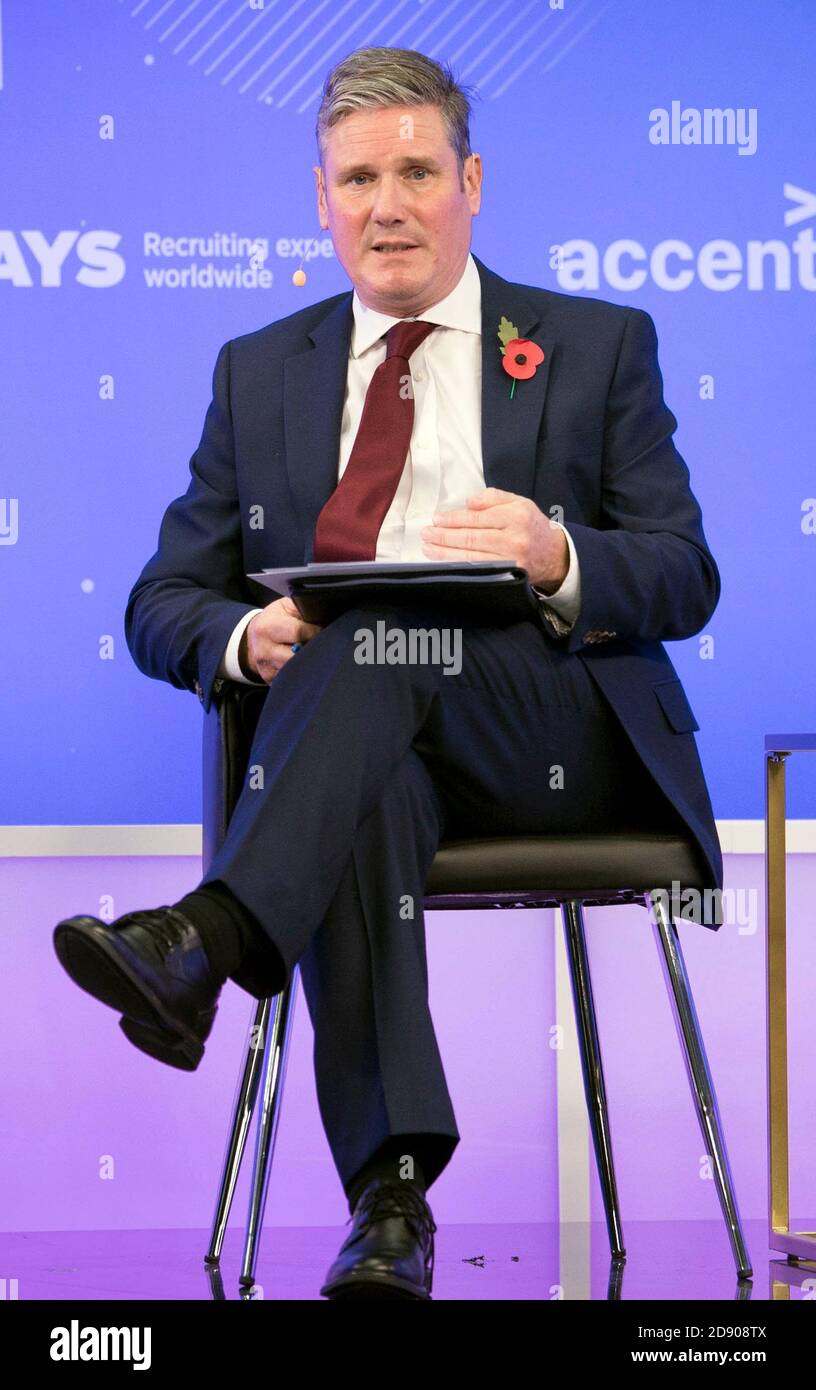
283,292,354,563
283,253,555,561
472,252,554,502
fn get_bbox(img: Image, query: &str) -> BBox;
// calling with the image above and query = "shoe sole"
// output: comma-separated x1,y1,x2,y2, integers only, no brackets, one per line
119,1016,203,1071
53,916,213,1069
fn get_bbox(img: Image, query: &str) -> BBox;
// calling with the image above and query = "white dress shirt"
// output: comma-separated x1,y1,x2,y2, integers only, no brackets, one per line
218,251,581,684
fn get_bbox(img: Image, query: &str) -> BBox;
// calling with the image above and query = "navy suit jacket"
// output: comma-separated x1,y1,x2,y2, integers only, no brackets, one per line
125,252,724,905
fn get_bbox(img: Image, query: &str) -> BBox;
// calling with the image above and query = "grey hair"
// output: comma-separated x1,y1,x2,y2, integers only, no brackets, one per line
315,46,480,190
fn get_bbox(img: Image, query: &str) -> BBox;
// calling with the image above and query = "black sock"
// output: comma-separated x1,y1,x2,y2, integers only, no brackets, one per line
171,881,262,982
345,1137,428,1214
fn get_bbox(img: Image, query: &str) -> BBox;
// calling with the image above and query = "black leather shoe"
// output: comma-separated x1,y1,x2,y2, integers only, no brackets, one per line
53,907,221,1071
319,1178,437,1299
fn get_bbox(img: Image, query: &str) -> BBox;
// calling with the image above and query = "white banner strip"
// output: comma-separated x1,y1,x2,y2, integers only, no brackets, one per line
0,820,814,858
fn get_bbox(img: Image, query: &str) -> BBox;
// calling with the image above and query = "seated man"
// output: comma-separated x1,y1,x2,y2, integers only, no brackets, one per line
53,45,722,1300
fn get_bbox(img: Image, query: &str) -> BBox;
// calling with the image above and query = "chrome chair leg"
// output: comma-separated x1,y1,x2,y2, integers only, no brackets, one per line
561,901,626,1260
646,890,752,1280
240,968,300,1287
206,995,272,1266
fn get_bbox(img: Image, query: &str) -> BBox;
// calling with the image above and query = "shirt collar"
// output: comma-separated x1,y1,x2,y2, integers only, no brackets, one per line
350,251,481,358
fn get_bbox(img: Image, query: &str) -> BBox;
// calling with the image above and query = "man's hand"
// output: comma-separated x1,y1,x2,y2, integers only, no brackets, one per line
420,487,569,592
239,597,323,683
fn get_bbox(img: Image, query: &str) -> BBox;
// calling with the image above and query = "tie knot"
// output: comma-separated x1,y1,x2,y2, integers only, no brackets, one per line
384,319,437,362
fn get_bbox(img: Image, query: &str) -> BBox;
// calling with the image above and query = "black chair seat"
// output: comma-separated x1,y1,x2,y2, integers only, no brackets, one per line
424,831,706,908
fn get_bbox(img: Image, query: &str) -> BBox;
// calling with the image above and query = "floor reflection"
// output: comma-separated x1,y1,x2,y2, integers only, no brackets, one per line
3,1220,813,1300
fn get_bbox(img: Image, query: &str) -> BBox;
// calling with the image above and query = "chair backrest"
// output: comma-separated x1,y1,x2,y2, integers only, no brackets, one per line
202,683,266,875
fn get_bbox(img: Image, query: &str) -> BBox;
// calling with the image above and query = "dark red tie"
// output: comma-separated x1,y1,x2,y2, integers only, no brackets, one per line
312,318,438,562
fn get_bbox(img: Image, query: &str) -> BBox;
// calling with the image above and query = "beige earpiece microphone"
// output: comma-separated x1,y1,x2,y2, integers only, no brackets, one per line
292,231,327,286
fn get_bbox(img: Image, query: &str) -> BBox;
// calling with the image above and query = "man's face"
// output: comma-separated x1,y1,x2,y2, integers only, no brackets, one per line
314,103,482,316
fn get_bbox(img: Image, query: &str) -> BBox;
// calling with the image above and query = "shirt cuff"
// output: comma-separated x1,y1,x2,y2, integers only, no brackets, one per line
531,524,581,632
217,608,267,684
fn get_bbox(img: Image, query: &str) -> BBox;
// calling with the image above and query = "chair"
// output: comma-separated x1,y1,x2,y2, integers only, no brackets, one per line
201,681,752,1287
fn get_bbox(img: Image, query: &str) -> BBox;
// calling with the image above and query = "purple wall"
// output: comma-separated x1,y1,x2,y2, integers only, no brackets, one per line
3,848,814,1231
1,854,557,1230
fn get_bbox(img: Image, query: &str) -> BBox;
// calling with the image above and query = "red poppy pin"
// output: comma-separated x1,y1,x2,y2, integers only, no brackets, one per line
498,316,545,399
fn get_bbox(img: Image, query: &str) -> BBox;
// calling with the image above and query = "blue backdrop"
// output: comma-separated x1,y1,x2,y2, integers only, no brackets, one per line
1,0,814,824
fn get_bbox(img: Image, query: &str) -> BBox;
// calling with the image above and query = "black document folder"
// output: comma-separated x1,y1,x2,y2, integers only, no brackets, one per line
246,560,542,627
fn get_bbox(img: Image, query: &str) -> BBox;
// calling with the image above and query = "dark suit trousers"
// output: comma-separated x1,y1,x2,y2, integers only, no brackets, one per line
199,602,679,1192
